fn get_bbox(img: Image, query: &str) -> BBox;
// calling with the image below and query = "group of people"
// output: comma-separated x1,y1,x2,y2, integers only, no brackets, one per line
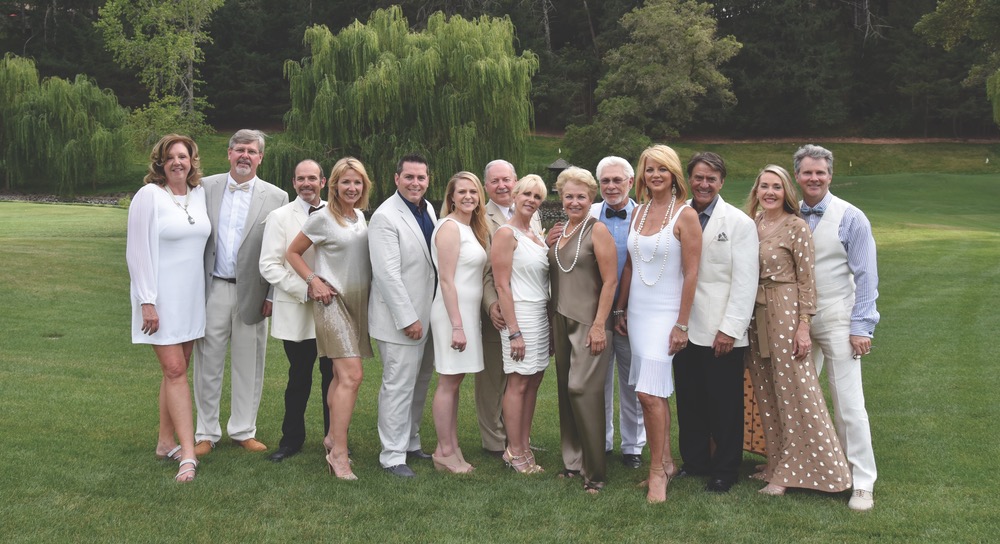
127,131,879,511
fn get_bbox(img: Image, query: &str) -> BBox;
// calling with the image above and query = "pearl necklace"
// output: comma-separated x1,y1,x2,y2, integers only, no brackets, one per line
554,218,586,273
164,185,195,224
632,195,676,287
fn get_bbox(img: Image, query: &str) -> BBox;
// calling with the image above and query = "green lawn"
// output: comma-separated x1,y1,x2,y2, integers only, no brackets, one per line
0,170,997,542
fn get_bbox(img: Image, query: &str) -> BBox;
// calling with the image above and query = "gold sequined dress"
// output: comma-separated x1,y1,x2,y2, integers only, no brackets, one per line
745,213,851,492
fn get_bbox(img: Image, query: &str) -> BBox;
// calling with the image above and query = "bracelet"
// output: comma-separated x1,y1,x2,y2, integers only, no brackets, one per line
305,273,316,284
452,326,464,330
798,315,812,324
612,309,625,317
674,322,689,332
508,331,523,341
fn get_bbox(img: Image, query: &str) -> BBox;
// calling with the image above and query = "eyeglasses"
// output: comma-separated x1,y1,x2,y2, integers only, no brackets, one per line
231,147,261,157
599,177,629,185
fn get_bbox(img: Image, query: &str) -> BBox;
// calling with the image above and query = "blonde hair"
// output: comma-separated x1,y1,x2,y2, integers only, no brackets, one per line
555,166,598,200
745,164,801,218
635,144,688,203
513,174,547,203
440,171,490,251
327,157,372,226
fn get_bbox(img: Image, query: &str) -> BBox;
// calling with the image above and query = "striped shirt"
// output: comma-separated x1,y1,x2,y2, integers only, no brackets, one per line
803,192,880,337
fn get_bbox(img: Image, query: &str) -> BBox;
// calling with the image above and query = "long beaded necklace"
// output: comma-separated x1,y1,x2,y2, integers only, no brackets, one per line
164,184,195,224
554,218,586,273
632,194,676,286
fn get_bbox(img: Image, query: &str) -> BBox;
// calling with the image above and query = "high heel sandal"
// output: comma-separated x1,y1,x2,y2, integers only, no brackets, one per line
453,447,475,473
433,452,474,474
502,447,535,474
759,483,786,496
646,464,675,504
524,448,544,474
326,450,358,481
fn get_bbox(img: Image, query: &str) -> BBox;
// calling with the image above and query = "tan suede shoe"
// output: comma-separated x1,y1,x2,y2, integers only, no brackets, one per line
233,438,268,452
193,440,215,456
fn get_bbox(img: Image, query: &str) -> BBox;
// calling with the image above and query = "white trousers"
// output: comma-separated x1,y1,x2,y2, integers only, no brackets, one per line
603,331,646,454
376,339,435,467
194,278,268,442
811,297,878,491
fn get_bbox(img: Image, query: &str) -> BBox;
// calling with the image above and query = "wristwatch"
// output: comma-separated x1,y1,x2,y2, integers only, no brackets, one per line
674,322,689,332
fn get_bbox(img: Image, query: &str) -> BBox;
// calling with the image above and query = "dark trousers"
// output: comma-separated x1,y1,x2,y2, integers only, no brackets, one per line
279,339,333,450
674,343,746,483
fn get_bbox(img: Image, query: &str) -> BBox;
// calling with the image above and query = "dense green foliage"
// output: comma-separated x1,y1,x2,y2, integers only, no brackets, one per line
0,54,129,194
269,6,538,201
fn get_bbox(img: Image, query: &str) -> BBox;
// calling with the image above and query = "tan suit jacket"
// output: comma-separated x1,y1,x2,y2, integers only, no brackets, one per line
368,192,438,345
202,173,289,325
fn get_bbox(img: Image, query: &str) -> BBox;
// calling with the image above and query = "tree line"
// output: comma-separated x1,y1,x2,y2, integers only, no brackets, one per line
1,0,997,194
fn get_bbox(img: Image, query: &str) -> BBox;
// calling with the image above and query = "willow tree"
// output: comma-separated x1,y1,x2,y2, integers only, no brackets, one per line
1,54,128,194
272,6,538,201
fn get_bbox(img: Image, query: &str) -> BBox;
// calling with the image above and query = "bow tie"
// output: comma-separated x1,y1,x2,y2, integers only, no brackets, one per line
308,204,325,215
801,204,825,216
605,207,628,220
228,182,251,193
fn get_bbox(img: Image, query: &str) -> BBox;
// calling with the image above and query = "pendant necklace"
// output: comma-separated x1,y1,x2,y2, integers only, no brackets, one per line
166,185,195,224
632,195,676,286
555,218,586,273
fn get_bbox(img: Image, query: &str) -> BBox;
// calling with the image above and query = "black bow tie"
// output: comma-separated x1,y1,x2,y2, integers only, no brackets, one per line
309,204,325,215
605,207,627,220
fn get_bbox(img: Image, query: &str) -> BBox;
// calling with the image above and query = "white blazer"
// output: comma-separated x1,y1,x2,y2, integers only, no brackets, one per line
687,196,758,347
367,192,438,345
259,198,318,342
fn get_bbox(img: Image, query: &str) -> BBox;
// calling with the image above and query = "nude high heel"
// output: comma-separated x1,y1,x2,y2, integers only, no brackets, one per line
433,452,474,474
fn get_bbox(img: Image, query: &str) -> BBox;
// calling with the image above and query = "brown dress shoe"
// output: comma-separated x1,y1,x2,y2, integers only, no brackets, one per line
233,438,268,452
194,440,215,456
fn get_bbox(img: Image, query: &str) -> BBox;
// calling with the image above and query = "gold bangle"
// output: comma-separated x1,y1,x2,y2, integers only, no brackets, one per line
799,315,812,324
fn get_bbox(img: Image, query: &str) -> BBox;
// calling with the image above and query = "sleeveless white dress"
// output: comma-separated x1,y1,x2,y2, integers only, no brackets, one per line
627,204,688,398
496,224,550,376
430,217,487,375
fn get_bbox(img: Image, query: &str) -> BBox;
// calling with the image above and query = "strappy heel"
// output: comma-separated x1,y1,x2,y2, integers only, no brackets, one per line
433,452,474,474
502,447,535,474
326,450,358,481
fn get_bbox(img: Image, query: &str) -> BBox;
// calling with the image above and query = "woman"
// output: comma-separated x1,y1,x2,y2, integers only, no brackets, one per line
126,134,211,482
614,144,701,503
491,174,550,474
286,157,373,481
549,167,619,494
744,165,851,495
428,172,490,474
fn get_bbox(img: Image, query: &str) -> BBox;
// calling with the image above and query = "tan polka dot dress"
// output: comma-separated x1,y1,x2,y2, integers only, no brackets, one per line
744,213,851,492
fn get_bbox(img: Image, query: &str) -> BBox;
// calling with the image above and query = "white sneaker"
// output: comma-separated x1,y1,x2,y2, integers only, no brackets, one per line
848,489,874,511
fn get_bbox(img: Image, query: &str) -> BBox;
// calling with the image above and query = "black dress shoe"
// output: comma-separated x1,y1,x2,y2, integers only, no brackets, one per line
267,446,301,462
406,449,432,461
621,454,642,469
384,464,416,478
676,467,706,479
705,478,735,493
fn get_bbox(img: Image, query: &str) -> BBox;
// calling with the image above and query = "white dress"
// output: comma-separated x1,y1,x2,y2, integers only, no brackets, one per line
126,183,211,345
627,204,688,397
430,217,487,375
496,224,550,375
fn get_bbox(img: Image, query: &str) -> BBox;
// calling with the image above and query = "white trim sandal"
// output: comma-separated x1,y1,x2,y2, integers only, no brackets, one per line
156,445,182,462
175,459,198,482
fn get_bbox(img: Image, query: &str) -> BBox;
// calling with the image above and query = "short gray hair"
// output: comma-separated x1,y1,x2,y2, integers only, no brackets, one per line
595,156,634,180
483,159,516,182
793,144,833,176
229,129,267,153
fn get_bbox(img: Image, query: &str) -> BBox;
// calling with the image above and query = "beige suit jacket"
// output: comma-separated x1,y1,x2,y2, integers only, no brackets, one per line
259,198,318,341
367,192,438,345
202,173,289,325
687,196,758,347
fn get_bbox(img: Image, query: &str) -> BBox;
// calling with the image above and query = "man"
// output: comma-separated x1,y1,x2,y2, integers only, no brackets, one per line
258,159,333,462
478,159,542,455
368,153,438,477
194,129,288,455
794,144,879,511
587,156,646,469
672,152,757,492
